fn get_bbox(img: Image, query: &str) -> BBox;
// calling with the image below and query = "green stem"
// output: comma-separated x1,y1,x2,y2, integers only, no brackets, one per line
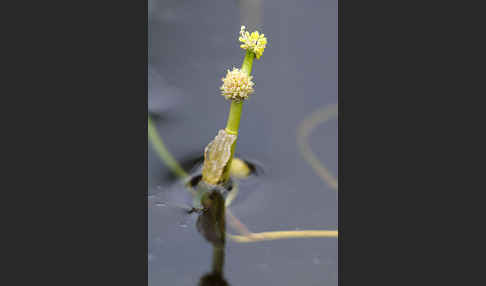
240,50,254,76
224,51,254,135
225,101,243,135
148,116,188,178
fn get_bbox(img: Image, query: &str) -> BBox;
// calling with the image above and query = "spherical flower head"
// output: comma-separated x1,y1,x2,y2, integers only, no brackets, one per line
238,25,267,60
220,67,255,102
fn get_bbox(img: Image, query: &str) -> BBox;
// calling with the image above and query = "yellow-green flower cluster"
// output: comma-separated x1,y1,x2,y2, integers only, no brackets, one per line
220,67,255,101
238,25,267,59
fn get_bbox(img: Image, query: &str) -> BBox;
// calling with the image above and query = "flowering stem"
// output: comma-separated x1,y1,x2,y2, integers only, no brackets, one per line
225,51,254,135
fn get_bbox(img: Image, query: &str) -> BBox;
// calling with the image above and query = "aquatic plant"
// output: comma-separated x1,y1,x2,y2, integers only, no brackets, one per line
147,26,338,243
201,26,267,186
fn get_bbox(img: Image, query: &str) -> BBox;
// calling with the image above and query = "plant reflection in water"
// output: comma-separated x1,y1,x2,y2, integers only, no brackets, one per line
196,190,230,286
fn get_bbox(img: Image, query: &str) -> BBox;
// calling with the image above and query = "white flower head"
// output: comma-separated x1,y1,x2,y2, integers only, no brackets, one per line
220,67,255,101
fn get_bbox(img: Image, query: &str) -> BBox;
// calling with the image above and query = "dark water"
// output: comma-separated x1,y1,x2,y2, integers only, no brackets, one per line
148,0,338,285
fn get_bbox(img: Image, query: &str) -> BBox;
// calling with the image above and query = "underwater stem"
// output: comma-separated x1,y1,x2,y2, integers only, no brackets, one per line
148,116,188,178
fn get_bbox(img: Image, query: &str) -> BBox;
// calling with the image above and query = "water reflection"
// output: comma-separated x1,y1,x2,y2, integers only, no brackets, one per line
198,247,228,286
196,190,230,286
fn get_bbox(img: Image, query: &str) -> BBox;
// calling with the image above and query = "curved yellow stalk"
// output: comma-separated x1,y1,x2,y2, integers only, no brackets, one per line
228,230,338,243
